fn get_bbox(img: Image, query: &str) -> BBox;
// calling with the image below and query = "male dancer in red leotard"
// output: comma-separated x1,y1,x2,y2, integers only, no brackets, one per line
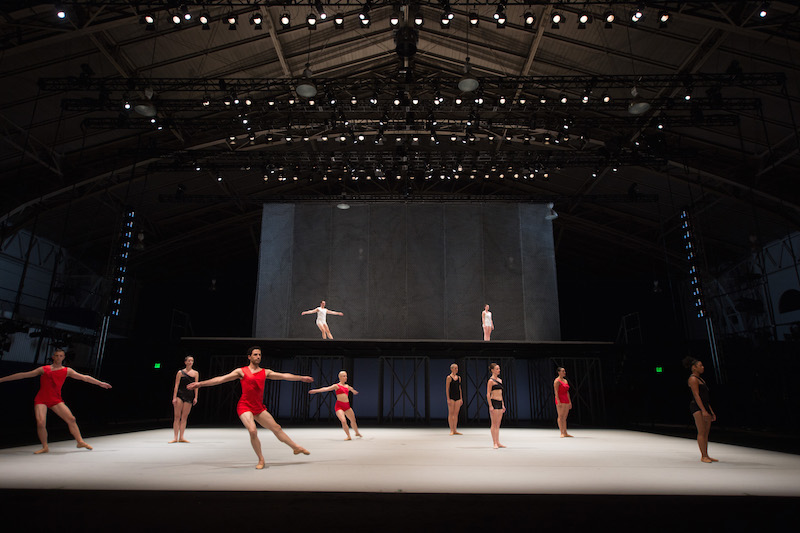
189,346,313,469
0,348,112,454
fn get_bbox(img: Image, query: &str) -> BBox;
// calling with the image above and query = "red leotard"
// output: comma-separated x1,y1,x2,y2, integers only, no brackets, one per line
555,379,570,405
34,365,69,408
236,366,267,417
335,383,350,412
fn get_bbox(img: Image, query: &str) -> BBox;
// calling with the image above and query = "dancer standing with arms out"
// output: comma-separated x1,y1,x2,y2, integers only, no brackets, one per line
487,363,506,448
170,355,199,443
0,348,111,454
188,346,312,469
302,300,344,339
554,367,573,437
482,305,494,341
683,356,718,463
308,370,363,440
446,363,463,435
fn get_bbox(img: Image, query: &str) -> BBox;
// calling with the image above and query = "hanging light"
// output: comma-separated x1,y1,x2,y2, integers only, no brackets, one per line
334,13,344,28
251,13,263,30
469,12,479,26
551,12,563,29
199,12,210,29
280,12,291,27
604,11,615,28
523,12,535,29
458,57,479,92
296,64,317,98
659,11,670,28
227,13,237,30
307,12,318,29
628,86,651,115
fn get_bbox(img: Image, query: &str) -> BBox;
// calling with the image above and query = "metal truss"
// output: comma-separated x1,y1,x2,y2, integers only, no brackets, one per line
462,356,516,423
377,356,429,423
293,355,348,421
528,356,606,425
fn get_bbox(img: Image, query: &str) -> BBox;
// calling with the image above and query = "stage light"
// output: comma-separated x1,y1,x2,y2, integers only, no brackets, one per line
227,14,237,30
440,9,453,28
55,4,67,19
604,10,615,27
123,101,131,110
602,93,611,103
315,0,327,20
551,12,562,29
560,93,568,104
199,12,210,29
307,12,317,28
172,13,181,25
359,16,370,27
251,13,263,29
181,5,191,21
414,13,424,26
759,3,768,18
524,12,535,28
469,12,479,26
496,11,506,27
659,11,670,28
359,3,371,23
280,13,290,27
578,12,590,29
494,4,505,22
631,7,644,22
296,64,317,98
499,95,507,105
334,13,344,28
390,9,400,27
458,57,479,92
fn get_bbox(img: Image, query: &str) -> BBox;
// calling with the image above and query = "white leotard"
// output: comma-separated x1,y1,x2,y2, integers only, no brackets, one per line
316,307,328,325
483,311,493,327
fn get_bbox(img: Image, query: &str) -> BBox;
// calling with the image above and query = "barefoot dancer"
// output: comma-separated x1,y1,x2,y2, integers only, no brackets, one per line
0,348,112,454
301,300,343,339
309,370,363,440
684,356,718,463
446,363,463,435
170,355,199,443
188,346,312,469
482,305,494,341
554,367,573,438
487,363,506,449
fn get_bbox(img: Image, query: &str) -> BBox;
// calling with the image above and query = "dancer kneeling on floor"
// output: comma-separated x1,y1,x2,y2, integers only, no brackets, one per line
309,370,362,440
188,346,313,469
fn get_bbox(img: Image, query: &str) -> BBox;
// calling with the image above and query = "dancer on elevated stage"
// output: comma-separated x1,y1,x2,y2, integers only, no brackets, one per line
684,356,718,463
309,370,362,440
487,362,506,449
482,304,494,341
188,346,312,469
554,366,573,438
170,355,199,443
302,300,343,339
446,363,463,435
0,348,112,454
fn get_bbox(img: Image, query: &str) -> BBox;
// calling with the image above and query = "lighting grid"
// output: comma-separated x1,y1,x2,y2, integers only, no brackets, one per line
110,209,135,317
681,209,706,319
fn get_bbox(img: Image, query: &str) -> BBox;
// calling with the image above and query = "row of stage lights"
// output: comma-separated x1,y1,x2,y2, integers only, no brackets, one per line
110,209,135,317
681,209,706,319
53,2,772,30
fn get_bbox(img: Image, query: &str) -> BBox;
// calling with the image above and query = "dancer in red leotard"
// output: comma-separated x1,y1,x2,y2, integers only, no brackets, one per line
0,348,112,454
553,367,573,438
309,370,362,440
189,346,313,469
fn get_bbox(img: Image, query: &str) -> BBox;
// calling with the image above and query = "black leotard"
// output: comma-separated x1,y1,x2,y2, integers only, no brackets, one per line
491,377,503,391
176,370,194,403
689,376,710,414
448,376,461,401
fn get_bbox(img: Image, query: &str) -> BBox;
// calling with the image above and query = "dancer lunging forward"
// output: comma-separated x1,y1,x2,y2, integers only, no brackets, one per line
309,370,363,440
188,346,313,469
487,363,506,449
0,348,112,454
301,300,343,339
170,355,199,443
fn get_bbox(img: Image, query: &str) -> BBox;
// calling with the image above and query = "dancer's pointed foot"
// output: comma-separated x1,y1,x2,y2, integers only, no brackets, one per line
168,439,178,444
355,432,363,438
493,444,499,449
560,433,573,438
179,439,190,443
77,441,93,450
33,447,49,455
344,436,352,441
709,457,719,462
255,462,265,470
453,431,462,435
293,447,310,455
701,457,713,463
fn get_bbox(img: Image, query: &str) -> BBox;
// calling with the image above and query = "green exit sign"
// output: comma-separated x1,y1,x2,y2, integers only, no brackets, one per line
655,366,663,373
153,363,161,369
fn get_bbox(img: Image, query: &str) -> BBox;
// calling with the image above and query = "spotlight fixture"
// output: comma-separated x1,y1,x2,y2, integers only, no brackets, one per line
495,5,506,28
280,12,290,27
181,4,191,21
360,14,371,27
359,2,371,23
199,12,210,29
551,12,562,29
559,93,568,104
628,86,651,115
227,13,237,30
440,9,453,28
469,12,479,26
172,13,181,25
55,3,67,19
458,57,479,92
604,10,615,28
758,2,768,18
602,92,611,103
315,0,327,20
334,13,344,28
390,9,401,27
631,6,644,22
296,63,317,98
413,12,424,26
578,12,590,29
251,13,263,29
659,11,670,28
307,12,317,28
523,12,535,29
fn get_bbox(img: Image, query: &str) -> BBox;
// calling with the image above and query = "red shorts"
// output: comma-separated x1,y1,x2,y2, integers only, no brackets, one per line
237,400,267,417
335,401,350,412
34,392,63,408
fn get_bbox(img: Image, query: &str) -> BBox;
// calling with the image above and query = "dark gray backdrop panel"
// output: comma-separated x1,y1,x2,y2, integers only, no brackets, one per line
289,205,333,337
520,204,562,340
482,205,526,340
254,204,295,337
328,205,370,339
406,205,446,338
368,205,408,338
444,204,485,339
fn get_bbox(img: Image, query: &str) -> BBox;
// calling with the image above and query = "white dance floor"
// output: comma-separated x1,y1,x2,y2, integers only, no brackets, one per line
1,427,799,496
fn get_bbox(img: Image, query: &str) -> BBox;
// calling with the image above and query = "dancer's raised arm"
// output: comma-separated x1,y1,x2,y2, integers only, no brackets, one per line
265,369,314,383
309,383,338,394
188,368,244,389
0,367,44,383
66,368,112,389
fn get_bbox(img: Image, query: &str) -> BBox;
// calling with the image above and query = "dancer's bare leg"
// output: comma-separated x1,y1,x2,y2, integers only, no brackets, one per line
490,410,505,448
50,402,92,450
344,409,361,437
178,402,192,442
693,411,715,462
33,404,49,454
254,410,310,455
240,412,266,469
447,399,456,434
483,326,491,341
316,323,327,339
321,324,334,339
557,404,573,437
336,409,351,440
453,399,462,434
170,399,183,443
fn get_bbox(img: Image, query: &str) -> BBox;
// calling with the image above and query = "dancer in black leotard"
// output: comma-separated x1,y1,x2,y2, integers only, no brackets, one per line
683,356,717,463
486,363,506,449
446,363,463,435
170,355,199,443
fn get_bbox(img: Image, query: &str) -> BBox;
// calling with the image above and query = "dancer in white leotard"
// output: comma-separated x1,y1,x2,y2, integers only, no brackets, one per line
301,300,344,339
482,304,494,341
